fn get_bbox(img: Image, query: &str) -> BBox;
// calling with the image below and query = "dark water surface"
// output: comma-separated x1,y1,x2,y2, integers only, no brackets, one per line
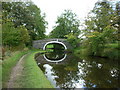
35,49,120,88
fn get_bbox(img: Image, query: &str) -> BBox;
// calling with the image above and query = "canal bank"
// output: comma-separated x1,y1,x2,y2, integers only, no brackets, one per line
74,43,119,60
2,50,54,88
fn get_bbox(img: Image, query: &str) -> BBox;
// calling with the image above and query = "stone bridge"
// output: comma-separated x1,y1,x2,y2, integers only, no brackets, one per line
33,38,72,50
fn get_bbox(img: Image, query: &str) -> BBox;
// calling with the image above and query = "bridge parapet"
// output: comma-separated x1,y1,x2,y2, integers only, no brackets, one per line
33,38,72,50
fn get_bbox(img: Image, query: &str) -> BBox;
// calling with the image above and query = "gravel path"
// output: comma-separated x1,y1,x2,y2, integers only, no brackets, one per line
7,54,27,88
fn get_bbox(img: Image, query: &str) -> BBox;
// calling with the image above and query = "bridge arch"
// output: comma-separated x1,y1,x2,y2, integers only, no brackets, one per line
33,38,72,50
43,41,67,50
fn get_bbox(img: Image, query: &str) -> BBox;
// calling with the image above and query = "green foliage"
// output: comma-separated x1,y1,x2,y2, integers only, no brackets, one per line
101,43,119,59
101,48,119,60
2,22,21,46
74,0,119,60
102,25,117,42
86,31,103,56
75,43,119,60
81,0,119,57
46,44,54,48
2,21,30,48
17,26,30,44
74,48,88,57
50,10,80,38
2,2,47,40
2,1,47,48
105,43,119,49
65,33,79,48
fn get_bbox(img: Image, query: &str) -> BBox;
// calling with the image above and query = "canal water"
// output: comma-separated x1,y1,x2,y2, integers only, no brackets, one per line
35,45,119,88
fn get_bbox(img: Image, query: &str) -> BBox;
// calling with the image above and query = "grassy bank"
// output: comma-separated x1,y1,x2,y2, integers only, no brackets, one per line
74,43,119,60
2,50,29,88
15,50,54,88
2,50,54,88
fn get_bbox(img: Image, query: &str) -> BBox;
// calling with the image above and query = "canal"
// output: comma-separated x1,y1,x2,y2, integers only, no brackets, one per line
35,44,119,88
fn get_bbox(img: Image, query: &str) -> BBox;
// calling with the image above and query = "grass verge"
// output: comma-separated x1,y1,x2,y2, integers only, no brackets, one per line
2,50,29,88
15,50,54,88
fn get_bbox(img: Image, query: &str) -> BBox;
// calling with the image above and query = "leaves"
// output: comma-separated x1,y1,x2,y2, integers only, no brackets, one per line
65,33,79,48
50,10,80,38
2,22,21,46
2,2,47,40
2,19,30,47
82,0,119,56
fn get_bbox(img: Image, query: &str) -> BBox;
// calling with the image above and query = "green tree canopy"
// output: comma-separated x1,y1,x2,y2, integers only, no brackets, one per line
50,10,80,38
84,0,115,33
82,0,119,56
2,21,30,47
2,1,47,40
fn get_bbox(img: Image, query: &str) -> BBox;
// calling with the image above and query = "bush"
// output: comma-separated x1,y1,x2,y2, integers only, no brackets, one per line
65,33,80,48
102,48,119,60
74,43,119,60
105,43,119,49
74,48,89,57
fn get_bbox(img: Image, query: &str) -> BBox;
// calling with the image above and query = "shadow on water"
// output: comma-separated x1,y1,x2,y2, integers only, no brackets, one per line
35,44,120,88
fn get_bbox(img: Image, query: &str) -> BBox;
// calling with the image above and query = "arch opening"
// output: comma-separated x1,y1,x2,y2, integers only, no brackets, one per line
43,41,67,63
43,41,67,50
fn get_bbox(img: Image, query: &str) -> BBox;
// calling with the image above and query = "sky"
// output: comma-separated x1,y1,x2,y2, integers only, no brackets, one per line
31,0,118,35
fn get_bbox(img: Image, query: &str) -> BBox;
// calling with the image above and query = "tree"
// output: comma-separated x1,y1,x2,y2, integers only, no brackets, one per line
83,0,118,56
2,1,47,40
65,33,79,48
2,20,30,48
2,21,21,47
50,10,80,38
111,1,120,41
17,26,30,44
85,0,115,32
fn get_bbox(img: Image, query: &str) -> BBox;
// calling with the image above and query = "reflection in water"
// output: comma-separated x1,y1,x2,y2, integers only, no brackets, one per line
39,56,85,88
44,52,65,60
35,43,120,88
37,54,120,88
44,43,67,62
78,57,119,88
43,64,59,88
43,63,84,88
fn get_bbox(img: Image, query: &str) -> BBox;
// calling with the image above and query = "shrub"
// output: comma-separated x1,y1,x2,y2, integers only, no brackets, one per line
102,48,119,60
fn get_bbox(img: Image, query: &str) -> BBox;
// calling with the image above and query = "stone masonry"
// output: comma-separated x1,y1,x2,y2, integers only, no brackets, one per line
33,38,72,50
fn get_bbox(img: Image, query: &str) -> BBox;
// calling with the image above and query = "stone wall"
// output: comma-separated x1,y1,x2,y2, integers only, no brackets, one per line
33,38,72,50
